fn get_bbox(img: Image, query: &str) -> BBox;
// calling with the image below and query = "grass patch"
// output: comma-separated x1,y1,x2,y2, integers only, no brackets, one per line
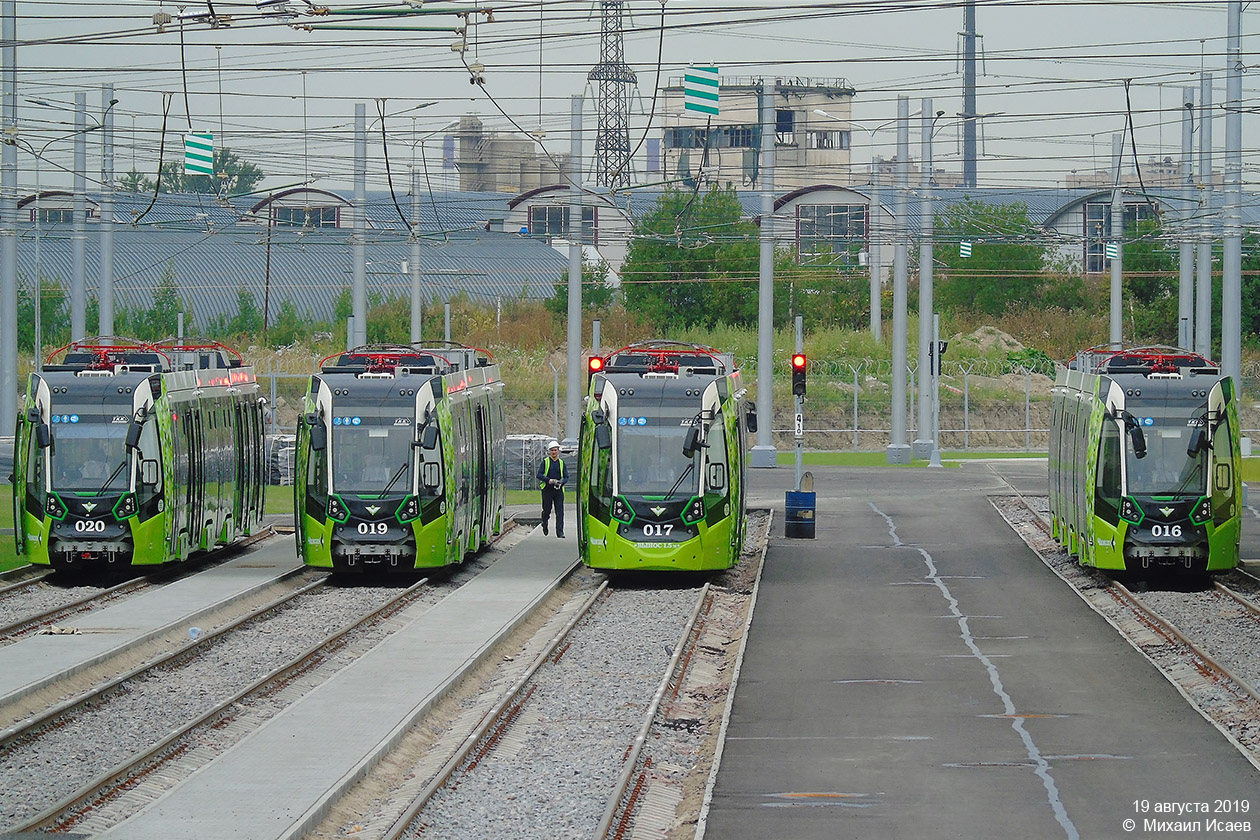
265,487,296,517
1241,457,1260,484
774,450,1046,467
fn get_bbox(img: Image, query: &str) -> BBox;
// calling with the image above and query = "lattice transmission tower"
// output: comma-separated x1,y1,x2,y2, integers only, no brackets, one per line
587,0,637,189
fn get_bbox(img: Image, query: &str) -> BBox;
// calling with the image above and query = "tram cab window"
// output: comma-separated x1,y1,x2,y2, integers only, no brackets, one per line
1095,420,1121,519
1212,414,1234,496
705,412,728,493
26,428,46,500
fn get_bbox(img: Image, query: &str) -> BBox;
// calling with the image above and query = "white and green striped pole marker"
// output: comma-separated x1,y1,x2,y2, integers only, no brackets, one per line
1105,240,1119,260
959,240,972,258
684,66,720,115
184,132,214,175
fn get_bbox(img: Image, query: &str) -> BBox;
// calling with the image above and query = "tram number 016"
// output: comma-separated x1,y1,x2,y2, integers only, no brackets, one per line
357,522,390,536
1149,524,1183,538
643,523,673,537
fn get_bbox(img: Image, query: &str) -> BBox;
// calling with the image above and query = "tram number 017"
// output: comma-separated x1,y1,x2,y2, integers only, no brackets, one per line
357,522,389,536
1149,524,1183,538
643,523,673,537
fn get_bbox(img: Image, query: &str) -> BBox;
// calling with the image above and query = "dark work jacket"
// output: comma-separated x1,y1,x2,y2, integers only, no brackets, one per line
537,457,567,491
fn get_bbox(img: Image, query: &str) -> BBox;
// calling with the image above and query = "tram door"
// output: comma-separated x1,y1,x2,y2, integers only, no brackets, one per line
474,404,489,547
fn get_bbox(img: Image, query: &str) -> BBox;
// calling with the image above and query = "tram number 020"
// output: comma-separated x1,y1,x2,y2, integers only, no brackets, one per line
356,522,390,536
1149,524,1183,538
73,520,107,533
643,523,674,537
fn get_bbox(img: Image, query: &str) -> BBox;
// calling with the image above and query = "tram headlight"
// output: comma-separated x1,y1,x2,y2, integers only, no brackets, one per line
45,492,67,521
681,497,705,524
396,495,421,524
1190,496,1212,525
611,496,634,523
113,493,139,520
326,494,350,523
1119,496,1144,525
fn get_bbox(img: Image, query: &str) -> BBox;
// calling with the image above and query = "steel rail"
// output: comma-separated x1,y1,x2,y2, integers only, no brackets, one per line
593,583,713,840
15,574,434,834
0,565,49,594
382,572,605,840
0,526,279,642
1009,494,1260,710
0,574,328,752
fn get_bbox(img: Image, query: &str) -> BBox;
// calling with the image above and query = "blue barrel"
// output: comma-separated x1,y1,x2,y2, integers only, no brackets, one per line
784,490,816,539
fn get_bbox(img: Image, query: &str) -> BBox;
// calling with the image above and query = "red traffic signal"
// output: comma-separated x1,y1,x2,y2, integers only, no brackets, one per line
791,353,807,396
587,356,605,383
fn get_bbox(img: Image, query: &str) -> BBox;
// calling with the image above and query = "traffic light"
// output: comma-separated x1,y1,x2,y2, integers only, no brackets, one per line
587,355,605,384
791,353,807,397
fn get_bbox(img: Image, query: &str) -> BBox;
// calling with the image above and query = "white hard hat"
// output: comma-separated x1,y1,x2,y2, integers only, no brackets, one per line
548,440,560,450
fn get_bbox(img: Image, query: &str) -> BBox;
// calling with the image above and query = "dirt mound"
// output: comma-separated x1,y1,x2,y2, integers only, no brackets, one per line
951,326,1025,354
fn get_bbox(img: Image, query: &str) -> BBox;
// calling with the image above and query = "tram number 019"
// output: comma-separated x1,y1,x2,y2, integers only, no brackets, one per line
1149,524,1183,538
643,523,673,537
357,522,390,536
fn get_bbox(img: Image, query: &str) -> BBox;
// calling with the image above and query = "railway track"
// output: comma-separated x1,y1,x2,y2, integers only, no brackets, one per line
1,524,525,835
302,510,772,840
0,526,279,645
995,493,1260,770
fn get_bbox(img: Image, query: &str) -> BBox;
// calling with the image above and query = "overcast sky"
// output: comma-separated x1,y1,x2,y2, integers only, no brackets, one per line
13,0,1258,195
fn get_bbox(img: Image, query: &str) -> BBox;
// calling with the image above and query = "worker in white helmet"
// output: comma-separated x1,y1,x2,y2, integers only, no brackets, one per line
536,440,566,537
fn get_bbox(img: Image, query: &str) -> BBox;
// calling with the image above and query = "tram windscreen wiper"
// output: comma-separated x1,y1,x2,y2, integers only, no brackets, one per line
96,457,130,496
378,461,410,499
664,463,694,501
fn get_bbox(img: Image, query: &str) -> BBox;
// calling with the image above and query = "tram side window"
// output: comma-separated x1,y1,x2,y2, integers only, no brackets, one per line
1212,415,1234,499
306,436,327,502
26,430,45,500
1096,421,1121,519
705,412,728,493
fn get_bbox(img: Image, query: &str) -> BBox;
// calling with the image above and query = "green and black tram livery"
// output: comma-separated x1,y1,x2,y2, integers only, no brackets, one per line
295,343,506,573
578,341,753,572
1049,345,1242,575
12,339,267,570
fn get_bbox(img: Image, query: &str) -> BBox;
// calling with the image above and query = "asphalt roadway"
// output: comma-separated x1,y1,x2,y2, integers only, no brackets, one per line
708,460,1260,840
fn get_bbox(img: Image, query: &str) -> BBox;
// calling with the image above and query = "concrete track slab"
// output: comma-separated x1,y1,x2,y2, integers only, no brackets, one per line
707,463,1260,839
97,527,577,840
0,539,302,706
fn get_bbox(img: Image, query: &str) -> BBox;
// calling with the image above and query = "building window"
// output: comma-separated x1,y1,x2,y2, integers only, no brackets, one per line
32,208,74,225
806,130,850,150
797,204,867,266
273,206,339,228
776,110,796,146
529,205,596,243
1083,201,1158,274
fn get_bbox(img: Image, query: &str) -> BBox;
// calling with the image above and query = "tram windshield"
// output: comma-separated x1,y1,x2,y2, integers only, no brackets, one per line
50,416,130,493
1123,403,1207,496
615,402,701,497
331,412,414,496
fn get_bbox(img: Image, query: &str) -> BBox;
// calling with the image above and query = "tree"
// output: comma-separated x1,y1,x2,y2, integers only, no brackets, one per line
17,275,69,353
621,186,763,331
115,264,192,341
546,257,616,316
1122,216,1178,343
157,147,264,196
119,169,153,193
934,199,1048,315
207,284,264,342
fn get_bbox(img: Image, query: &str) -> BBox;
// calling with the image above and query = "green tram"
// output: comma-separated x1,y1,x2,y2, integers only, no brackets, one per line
294,344,505,573
577,341,754,572
1049,345,1242,576
12,339,266,570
